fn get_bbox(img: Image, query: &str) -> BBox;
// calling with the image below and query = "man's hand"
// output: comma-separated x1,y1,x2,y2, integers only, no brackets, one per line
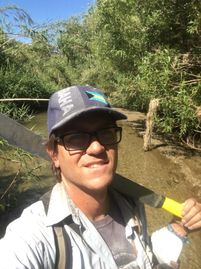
170,198,201,238
181,198,201,231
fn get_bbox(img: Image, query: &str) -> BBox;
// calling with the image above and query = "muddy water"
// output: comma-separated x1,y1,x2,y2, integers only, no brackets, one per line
1,111,201,268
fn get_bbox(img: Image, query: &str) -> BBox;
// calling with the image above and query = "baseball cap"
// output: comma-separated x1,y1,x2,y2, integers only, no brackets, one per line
47,85,127,135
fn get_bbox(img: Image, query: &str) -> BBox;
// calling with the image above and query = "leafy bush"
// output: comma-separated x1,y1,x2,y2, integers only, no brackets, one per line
0,0,200,138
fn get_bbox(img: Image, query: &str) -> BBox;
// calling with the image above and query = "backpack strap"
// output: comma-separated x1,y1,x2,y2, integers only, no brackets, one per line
136,199,151,248
53,221,72,269
40,191,71,269
40,190,52,213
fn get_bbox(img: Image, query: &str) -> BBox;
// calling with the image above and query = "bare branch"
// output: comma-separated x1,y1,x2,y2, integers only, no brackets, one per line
0,98,49,102
0,167,21,200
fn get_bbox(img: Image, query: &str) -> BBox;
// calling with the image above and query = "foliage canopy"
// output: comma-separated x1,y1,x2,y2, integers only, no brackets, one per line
0,0,200,139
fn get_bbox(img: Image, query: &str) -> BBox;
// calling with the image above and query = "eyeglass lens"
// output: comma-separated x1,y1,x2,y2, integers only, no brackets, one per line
61,127,122,151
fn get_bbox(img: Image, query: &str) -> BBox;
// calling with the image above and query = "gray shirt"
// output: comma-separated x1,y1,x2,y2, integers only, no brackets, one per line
93,194,138,268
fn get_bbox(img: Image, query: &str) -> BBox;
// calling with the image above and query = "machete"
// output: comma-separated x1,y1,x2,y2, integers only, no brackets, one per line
0,112,183,217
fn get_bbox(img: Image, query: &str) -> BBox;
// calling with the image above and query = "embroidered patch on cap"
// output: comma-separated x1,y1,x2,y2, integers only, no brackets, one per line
86,90,108,105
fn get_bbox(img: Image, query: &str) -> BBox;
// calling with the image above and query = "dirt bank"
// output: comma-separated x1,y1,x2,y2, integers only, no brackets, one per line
117,108,201,269
118,108,201,199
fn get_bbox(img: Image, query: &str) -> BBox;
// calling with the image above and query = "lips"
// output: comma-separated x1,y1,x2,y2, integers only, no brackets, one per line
84,160,108,168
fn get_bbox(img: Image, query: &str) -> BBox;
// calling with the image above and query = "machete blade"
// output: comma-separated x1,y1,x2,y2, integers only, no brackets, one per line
112,173,164,208
0,113,48,160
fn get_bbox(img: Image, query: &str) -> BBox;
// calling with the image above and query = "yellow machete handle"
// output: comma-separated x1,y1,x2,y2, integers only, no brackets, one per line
162,197,183,218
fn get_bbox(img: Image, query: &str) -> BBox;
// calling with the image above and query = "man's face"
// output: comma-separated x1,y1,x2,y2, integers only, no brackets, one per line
52,113,118,194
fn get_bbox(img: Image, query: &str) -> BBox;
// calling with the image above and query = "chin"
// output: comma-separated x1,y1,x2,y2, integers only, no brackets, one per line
94,174,113,188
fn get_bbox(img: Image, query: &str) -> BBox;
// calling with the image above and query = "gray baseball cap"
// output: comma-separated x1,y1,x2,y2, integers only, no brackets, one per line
47,85,127,135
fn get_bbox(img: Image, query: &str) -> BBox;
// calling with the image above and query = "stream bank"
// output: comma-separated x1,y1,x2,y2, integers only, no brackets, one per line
117,108,201,269
118,108,201,198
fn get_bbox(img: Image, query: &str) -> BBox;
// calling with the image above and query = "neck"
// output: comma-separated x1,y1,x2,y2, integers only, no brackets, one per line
63,181,110,221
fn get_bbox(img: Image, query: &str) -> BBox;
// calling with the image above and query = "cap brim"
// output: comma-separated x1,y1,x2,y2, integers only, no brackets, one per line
51,107,127,133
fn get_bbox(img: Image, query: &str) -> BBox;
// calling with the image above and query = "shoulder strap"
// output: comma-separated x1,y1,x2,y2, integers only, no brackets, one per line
136,200,151,248
40,191,71,269
53,222,72,269
40,190,52,213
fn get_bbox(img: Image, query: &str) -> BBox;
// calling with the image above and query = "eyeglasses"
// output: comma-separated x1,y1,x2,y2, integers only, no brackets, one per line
56,126,122,151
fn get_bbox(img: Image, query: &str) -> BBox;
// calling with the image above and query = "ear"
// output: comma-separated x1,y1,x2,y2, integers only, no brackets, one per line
46,147,60,168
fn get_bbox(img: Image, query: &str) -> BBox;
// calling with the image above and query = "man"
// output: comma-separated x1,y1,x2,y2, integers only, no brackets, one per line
0,85,201,269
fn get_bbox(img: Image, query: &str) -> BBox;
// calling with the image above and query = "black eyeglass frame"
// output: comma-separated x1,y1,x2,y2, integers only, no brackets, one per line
56,126,122,151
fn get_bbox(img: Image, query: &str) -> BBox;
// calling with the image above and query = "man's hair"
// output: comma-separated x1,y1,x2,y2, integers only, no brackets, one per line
45,134,61,182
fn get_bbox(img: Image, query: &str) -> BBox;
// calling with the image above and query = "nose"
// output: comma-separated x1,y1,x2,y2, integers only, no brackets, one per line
85,137,105,155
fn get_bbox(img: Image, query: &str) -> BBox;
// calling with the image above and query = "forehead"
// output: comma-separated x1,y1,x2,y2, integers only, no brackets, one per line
56,112,117,134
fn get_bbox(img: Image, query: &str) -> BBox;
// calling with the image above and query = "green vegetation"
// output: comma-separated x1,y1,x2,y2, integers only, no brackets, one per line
0,139,48,215
0,1,200,138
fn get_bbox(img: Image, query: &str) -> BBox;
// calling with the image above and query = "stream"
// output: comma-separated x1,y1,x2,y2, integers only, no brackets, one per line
0,110,201,269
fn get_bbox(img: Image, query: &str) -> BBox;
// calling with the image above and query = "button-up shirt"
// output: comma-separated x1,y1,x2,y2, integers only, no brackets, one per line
0,182,183,269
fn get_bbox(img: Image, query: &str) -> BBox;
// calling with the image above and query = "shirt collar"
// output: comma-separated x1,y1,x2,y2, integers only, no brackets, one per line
45,182,79,226
45,181,141,234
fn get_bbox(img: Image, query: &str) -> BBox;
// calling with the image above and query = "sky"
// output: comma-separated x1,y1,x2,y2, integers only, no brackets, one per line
1,0,95,24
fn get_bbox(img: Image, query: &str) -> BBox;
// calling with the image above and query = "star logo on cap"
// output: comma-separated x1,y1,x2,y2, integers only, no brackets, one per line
86,91,108,105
